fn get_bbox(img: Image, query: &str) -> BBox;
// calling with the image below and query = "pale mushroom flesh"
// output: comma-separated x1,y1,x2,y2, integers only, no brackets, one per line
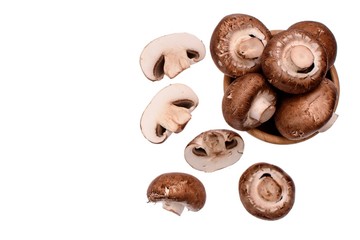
184,129,244,172
140,83,199,144
140,33,206,81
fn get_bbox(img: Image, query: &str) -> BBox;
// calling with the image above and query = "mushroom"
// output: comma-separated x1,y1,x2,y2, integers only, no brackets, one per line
184,129,244,172
147,172,206,216
140,32,206,81
210,13,271,78
261,28,328,94
239,162,295,220
222,73,277,131
140,83,199,144
274,78,338,140
288,20,337,69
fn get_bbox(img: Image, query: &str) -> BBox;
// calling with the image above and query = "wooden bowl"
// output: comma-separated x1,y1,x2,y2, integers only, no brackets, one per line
223,65,340,144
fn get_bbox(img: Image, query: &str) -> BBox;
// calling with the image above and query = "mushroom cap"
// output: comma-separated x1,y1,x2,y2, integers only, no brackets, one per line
184,129,244,172
239,162,295,220
288,20,337,68
140,83,199,144
222,73,277,131
210,13,271,78
274,78,338,140
140,32,206,81
147,172,206,215
261,28,328,94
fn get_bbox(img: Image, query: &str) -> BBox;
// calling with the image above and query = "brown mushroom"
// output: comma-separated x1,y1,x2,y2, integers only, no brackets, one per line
210,13,271,78
147,172,206,216
184,129,244,172
222,73,277,131
261,28,328,94
239,162,295,220
288,20,337,69
274,78,338,140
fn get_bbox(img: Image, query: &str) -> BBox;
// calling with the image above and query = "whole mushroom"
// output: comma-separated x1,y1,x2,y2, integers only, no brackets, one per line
184,129,244,172
261,28,328,94
222,73,277,131
147,172,206,216
210,13,271,78
274,78,339,140
288,20,337,69
140,32,206,81
140,83,199,144
239,162,295,220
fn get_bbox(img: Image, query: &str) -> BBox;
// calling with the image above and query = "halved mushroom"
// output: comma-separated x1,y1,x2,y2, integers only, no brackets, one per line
147,172,206,216
222,73,277,131
140,83,199,144
140,33,206,81
184,129,244,172
261,28,328,94
239,162,295,220
210,13,271,78
288,20,337,69
274,78,338,140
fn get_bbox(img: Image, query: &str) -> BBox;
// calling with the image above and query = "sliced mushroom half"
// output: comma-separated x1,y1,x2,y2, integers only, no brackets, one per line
140,83,199,144
261,28,328,94
239,162,295,220
140,32,206,81
147,172,206,216
274,78,338,140
210,13,271,78
222,73,277,131
184,129,244,172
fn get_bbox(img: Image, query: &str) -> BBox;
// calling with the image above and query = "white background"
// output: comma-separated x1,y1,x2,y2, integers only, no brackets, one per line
1,1,359,239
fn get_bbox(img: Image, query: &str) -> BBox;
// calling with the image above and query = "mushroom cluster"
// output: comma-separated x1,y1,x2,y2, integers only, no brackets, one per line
212,14,339,143
139,14,338,220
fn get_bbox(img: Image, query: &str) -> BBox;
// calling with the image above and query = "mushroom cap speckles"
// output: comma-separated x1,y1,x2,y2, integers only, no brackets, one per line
184,129,244,172
140,32,206,81
210,13,271,78
261,28,328,94
239,162,295,220
274,78,338,140
147,172,206,215
222,73,277,131
140,83,199,144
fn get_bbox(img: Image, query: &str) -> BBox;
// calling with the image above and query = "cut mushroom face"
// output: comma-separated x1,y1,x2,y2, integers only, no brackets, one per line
274,78,338,140
147,172,206,216
210,13,271,78
239,162,295,220
261,28,328,94
184,129,244,172
288,20,337,69
140,83,199,144
222,73,277,131
140,33,206,81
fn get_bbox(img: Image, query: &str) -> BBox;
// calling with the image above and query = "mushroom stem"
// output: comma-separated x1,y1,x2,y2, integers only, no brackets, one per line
237,37,264,59
162,201,186,216
163,50,191,79
318,113,338,133
249,93,276,123
290,45,314,70
158,105,192,133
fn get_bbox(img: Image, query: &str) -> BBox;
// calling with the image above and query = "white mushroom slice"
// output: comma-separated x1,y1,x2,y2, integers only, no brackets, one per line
140,33,206,81
140,83,199,144
184,129,244,172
